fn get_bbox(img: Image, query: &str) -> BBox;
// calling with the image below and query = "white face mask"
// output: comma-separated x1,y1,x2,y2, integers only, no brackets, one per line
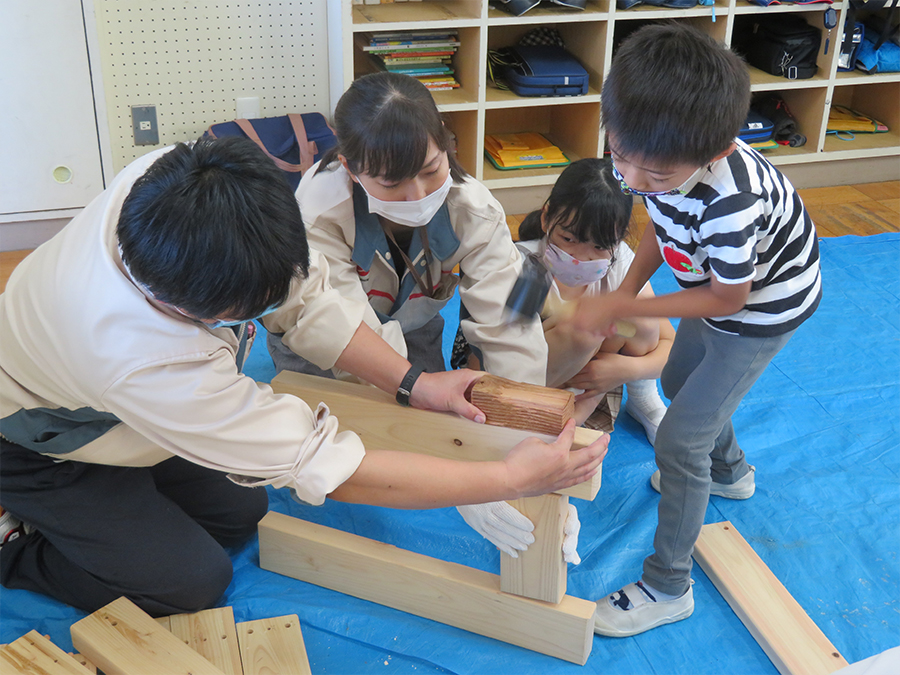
358,172,453,228
542,241,611,287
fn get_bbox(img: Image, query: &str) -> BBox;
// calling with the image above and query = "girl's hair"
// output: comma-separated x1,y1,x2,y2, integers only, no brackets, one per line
518,158,632,250
321,72,467,183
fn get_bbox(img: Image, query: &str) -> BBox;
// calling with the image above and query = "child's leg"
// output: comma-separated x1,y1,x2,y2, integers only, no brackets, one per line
644,319,794,597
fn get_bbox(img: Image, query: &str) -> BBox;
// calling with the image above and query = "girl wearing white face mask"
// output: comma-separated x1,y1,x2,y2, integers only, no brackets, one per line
516,159,675,441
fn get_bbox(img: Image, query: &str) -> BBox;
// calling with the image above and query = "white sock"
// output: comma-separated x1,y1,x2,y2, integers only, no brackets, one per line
640,581,680,602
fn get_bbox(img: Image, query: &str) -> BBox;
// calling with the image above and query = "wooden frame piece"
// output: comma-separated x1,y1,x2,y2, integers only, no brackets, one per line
0,631,93,675
169,607,243,675
70,597,226,675
693,521,849,675
467,374,574,435
270,370,602,501
258,511,595,665
236,615,311,675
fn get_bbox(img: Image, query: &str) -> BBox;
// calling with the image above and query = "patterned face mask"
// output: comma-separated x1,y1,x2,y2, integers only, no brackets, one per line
611,161,700,197
542,241,612,287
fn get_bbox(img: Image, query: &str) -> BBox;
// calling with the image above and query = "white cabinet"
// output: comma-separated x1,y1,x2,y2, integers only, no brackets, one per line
0,1,105,222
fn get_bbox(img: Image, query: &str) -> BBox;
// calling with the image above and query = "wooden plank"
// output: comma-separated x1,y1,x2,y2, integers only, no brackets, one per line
851,180,900,202
500,494,568,603
236,615,311,675
0,631,93,675
69,654,97,674
468,374,574,436
693,521,849,675
154,616,171,630
169,608,243,675
270,370,602,501
258,511,594,665
70,597,226,675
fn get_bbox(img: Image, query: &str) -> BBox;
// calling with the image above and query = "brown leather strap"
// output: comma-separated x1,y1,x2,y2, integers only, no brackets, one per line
228,116,318,174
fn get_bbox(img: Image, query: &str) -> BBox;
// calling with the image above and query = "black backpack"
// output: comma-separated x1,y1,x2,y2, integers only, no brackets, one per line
744,15,822,80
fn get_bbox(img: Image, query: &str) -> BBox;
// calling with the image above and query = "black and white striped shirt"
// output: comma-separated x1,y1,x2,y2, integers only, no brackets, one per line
646,139,822,337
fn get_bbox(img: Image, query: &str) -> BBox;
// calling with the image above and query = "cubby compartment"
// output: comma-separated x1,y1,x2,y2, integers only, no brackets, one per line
824,81,900,157
749,88,827,163
482,103,601,187
442,109,480,175
487,0,611,23
611,13,726,54
485,20,607,105
612,2,728,24
351,1,483,27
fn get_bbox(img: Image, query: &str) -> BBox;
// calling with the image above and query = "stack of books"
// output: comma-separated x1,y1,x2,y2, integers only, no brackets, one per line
359,30,461,91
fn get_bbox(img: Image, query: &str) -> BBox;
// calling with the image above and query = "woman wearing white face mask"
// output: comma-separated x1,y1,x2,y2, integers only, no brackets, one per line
267,72,547,385
516,159,675,441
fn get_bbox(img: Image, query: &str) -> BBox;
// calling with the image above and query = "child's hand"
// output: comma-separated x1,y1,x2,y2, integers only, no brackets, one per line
409,369,487,424
571,292,627,337
564,352,626,399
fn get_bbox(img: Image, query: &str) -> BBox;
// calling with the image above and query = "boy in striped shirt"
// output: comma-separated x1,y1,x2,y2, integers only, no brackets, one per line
573,23,822,636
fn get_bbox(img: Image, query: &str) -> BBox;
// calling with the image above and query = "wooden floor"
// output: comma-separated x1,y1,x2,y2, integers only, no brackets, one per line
2,181,898,295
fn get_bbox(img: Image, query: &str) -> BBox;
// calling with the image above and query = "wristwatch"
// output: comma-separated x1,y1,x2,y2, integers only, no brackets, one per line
396,364,424,406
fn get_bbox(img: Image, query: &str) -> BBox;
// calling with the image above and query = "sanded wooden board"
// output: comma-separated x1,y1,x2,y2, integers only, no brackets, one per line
500,493,568,603
258,511,595,665
0,631,92,675
693,521,849,675
271,370,602,501
468,374,574,435
237,615,311,675
70,597,226,675
169,607,243,675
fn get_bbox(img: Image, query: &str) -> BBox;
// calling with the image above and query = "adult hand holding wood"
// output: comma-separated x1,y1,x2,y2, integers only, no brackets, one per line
410,369,487,424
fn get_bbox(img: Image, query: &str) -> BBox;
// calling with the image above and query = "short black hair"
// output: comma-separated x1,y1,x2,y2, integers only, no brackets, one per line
518,158,632,251
117,136,309,320
602,22,750,166
323,71,467,183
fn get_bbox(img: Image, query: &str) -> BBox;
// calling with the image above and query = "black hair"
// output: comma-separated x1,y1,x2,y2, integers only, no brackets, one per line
518,158,632,251
321,71,467,183
602,22,750,166
117,136,309,320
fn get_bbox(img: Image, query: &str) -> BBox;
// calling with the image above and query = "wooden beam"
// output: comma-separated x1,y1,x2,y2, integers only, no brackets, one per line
0,631,92,675
258,511,595,665
693,521,849,675
169,607,243,675
500,494,569,603
70,597,226,675
236,615,311,675
270,371,601,501
468,374,574,435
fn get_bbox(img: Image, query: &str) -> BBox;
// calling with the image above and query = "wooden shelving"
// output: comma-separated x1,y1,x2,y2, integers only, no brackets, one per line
329,0,900,190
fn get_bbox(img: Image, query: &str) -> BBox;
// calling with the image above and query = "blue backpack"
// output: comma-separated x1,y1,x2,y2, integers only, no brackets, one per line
205,113,336,190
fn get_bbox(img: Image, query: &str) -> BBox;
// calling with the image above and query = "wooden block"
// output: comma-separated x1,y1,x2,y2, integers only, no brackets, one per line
467,374,574,436
154,616,171,630
258,511,595,665
693,521,849,675
271,370,602,501
69,654,97,674
70,597,227,675
500,494,568,603
169,607,243,675
0,631,93,675
236,615,311,675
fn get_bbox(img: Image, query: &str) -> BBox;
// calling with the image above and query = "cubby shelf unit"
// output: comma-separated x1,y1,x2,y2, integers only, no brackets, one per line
327,0,900,190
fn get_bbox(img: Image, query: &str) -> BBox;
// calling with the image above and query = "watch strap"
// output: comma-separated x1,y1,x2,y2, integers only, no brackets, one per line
396,364,424,406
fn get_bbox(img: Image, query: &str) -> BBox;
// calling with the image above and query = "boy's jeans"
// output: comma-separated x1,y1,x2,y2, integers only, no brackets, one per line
643,318,795,597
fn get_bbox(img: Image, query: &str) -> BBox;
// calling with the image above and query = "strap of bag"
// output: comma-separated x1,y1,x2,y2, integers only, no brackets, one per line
233,114,317,174
384,227,436,299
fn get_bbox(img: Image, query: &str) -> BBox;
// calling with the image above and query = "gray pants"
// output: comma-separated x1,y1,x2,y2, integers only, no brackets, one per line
643,318,794,596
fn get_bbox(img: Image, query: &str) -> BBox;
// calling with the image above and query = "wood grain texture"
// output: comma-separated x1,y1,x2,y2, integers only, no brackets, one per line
70,597,226,675
468,374,574,436
258,511,595,665
693,521,849,675
236,615,311,675
69,654,97,674
500,494,568,603
270,371,602,501
0,631,92,675
168,607,243,675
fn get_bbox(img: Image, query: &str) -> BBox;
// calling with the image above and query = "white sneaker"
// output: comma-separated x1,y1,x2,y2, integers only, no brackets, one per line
0,509,25,547
594,581,694,637
624,392,667,446
650,465,756,500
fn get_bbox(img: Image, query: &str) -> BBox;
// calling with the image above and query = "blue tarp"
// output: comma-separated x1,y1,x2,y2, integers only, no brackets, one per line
2,233,898,673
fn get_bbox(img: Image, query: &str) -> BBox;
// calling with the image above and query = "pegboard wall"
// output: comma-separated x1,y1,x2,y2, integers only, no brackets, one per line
94,0,330,173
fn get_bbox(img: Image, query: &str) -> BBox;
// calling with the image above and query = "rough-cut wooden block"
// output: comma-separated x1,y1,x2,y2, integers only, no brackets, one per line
169,607,243,675
501,494,569,603
258,511,595,665
0,631,92,675
467,374,574,435
70,597,226,675
237,615,311,675
271,370,602,501
693,521,849,675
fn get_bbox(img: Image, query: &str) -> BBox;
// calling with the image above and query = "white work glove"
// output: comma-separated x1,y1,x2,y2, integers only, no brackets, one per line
457,501,582,564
